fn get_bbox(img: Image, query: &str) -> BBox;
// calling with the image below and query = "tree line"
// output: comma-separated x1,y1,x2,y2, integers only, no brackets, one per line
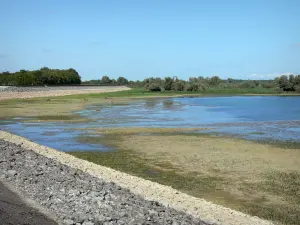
1,68,299,93
84,74,300,93
0,67,81,86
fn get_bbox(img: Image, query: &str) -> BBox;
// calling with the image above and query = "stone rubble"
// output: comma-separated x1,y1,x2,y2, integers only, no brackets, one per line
0,139,207,225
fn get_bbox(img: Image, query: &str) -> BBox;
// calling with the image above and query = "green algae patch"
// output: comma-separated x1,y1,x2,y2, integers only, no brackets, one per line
73,131,300,225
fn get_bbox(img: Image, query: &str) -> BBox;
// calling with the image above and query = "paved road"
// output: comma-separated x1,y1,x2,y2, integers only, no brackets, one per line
0,181,58,225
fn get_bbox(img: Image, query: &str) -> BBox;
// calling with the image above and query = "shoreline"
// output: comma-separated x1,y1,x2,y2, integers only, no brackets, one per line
0,130,273,225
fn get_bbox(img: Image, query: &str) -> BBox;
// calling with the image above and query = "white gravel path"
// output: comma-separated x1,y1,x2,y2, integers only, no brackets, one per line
0,86,130,100
0,131,274,225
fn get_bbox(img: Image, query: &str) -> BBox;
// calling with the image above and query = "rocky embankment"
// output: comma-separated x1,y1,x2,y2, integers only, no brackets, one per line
0,139,207,225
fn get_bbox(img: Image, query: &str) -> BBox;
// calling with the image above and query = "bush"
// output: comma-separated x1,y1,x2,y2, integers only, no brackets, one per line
185,83,199,91
294,85,300,93
171,80,185,91
164,77,173,91
239,81,256,88
275,87,284,93
147,82,161,92
276,75,294,91
262,82,276,88
198,83,208,91
116,76,129,85
208,76,221,86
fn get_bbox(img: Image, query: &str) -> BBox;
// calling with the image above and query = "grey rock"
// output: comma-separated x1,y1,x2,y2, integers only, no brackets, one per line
82,221,95,225
64,219,75,225
0,139,207,225
7,169,17,176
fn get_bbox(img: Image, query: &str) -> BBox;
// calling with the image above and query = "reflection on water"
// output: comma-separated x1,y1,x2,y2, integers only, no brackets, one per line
1,96,300,152
1,120,110,152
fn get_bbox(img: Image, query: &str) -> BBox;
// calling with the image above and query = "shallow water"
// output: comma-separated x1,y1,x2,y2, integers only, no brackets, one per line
1,96,300,151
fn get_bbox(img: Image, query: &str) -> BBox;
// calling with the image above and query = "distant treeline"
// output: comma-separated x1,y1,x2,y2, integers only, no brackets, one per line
1,68,300,93
83,74,300,93
0,67,81,86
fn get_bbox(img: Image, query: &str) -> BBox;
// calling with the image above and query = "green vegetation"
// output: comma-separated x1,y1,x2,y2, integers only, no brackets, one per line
0,67,81,86
85,74,300,94
71,130,300,225
69,150,230,202
275,74,300,92
82,75,131,86
1,66,300,95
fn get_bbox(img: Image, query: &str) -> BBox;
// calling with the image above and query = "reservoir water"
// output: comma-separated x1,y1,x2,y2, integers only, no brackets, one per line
1,96,300,151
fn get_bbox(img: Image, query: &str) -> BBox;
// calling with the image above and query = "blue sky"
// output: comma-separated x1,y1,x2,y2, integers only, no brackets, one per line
0,0,299,80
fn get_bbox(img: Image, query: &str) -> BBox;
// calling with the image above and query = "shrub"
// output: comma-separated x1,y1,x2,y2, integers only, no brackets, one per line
117,76,129,85
239,81,256,88
185,83,199,91
275,87,284,93
276,75,294,91
262,82,276,88
171,80,185,91
148,83,161,91
208,76,221,86
164,77,173,91
294,85,300,93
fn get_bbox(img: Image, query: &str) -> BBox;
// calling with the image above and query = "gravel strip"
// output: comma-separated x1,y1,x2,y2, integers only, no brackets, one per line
0,139,207,225
0,86,130,100
0,86,51,92
0,131,274,225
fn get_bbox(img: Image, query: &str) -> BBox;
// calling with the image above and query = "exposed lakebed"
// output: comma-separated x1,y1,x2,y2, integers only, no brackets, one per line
1,96,300,152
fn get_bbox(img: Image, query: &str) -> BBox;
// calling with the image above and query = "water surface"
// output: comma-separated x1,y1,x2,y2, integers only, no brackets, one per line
1,96,300,151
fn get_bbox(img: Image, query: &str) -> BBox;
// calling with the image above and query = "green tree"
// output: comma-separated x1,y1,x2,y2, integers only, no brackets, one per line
101,75,111,84
227,78,234,83
147,82,161,91
164,77,173,91
185,83,199,91
276,75,293,91
117,76,129,85
208,76,221,86
171,80,185,91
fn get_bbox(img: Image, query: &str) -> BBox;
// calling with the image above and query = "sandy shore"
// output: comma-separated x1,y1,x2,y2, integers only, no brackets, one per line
0,86,130,100
0,130,273,225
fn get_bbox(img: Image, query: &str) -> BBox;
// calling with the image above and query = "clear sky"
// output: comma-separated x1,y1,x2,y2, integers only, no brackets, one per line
0,0,299,80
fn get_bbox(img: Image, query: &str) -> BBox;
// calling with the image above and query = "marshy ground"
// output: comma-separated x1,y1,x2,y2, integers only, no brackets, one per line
1,89,300,225
72,128,300,225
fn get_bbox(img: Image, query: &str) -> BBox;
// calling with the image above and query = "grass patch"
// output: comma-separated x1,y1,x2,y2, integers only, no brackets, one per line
69,150,236,204
249,131,266,135
75,127,211,136
240,171,300,224
255,139,300,149
73,131,300,225
35,115,81,121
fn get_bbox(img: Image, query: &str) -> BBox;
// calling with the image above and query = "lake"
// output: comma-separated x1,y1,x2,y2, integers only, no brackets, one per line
1,96,300,151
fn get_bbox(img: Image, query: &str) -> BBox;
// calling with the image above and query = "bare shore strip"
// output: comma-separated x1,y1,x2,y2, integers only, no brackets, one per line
0,131,273,225
0,86,130,100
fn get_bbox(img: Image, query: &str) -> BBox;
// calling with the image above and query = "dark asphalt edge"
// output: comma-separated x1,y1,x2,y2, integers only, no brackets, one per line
0,178,64,225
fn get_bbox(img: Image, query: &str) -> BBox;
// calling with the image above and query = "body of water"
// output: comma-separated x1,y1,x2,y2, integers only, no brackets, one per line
1,96,300,151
